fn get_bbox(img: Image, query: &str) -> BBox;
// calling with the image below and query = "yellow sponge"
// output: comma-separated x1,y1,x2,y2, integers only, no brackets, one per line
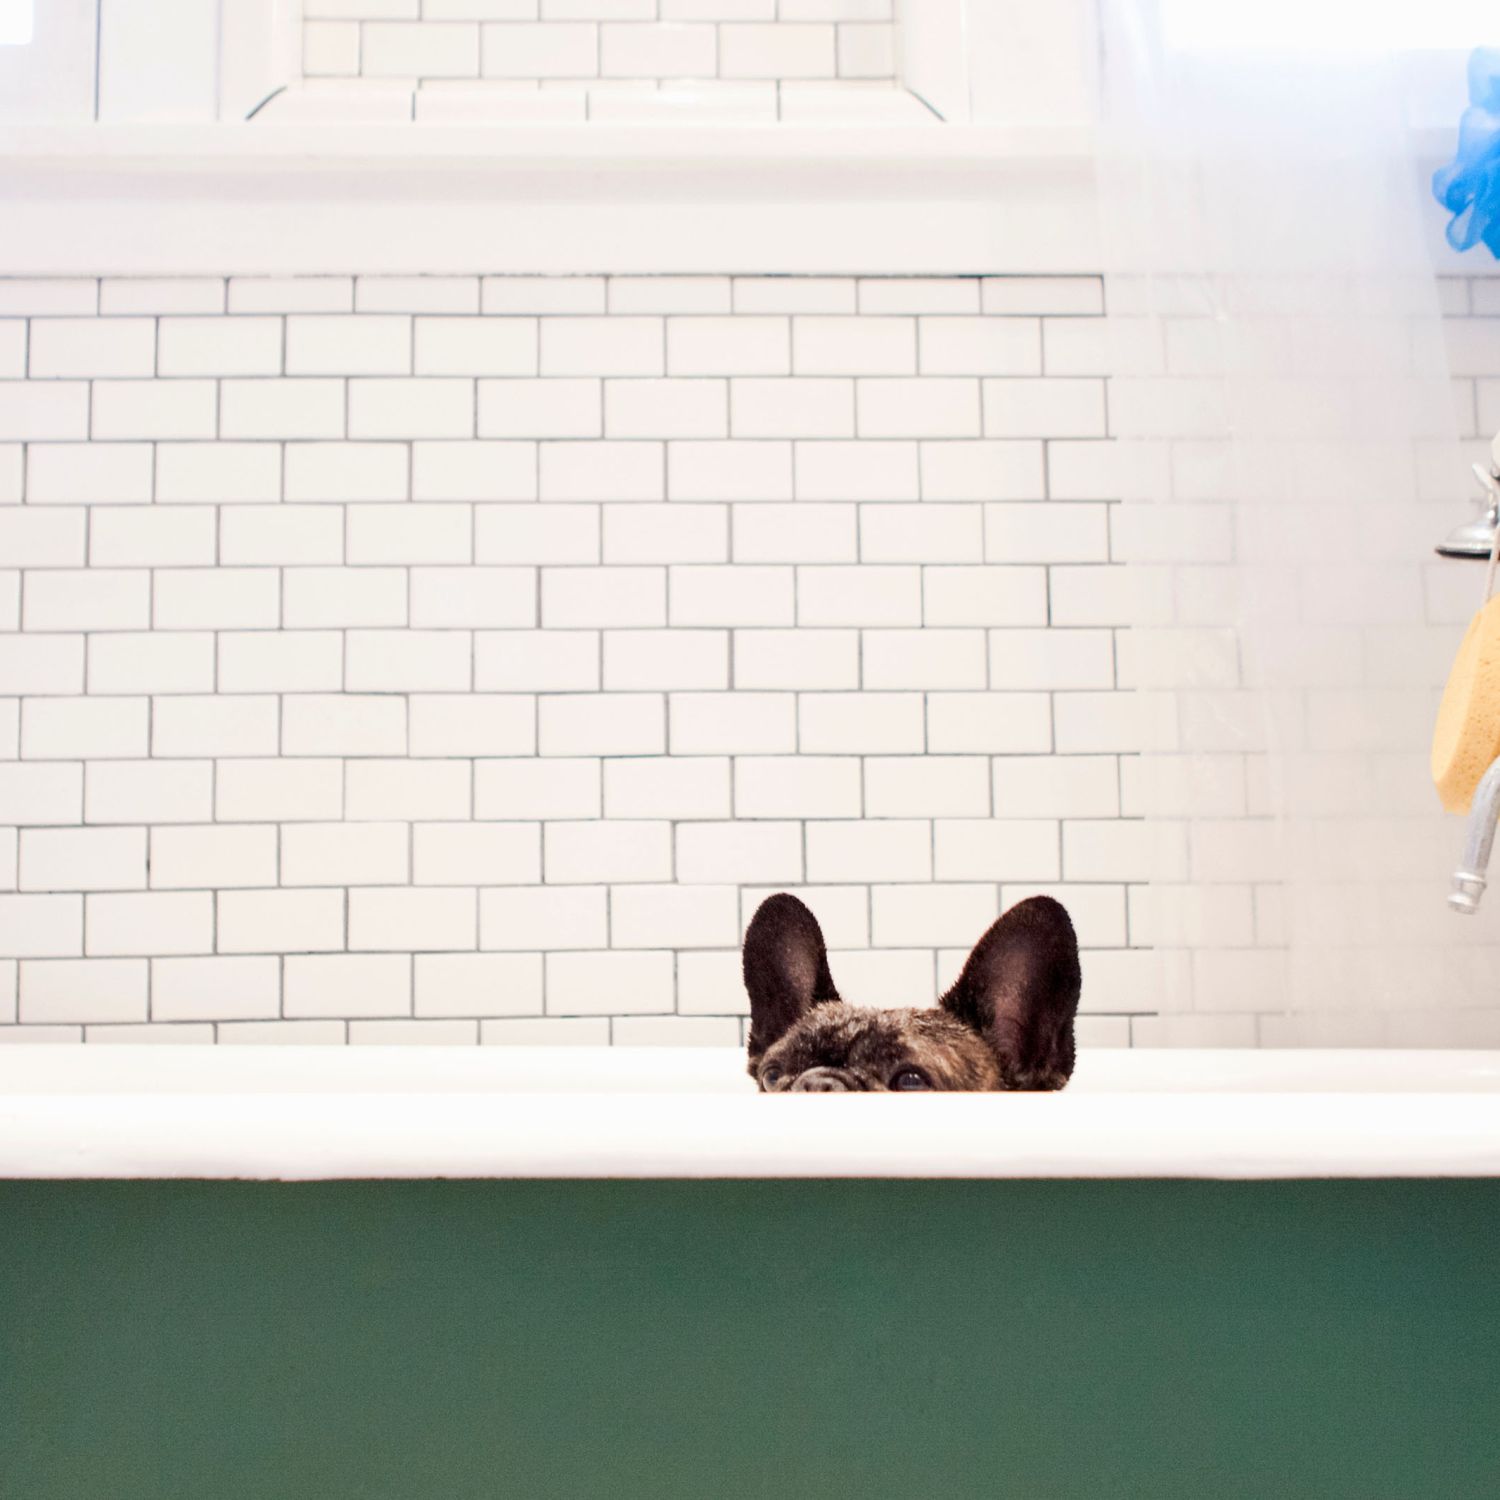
1433,593,1500,812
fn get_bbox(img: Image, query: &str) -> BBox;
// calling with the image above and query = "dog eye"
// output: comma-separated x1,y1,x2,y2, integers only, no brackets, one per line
890,1067,931,1091
761,1065,783,1089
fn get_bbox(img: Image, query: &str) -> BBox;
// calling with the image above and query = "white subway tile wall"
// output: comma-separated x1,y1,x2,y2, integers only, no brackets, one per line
8,271,1484,1048
301,0,895,95
0,272,1130,1046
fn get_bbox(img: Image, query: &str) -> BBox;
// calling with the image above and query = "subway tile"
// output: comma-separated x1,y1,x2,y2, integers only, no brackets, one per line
480,884,606,949
219,888,345,955
346,758,471,821
482,21,599,77
157,443,282,503
356,276,481,314
476,503,599,564
86,760,211,824
24,570,149,632
20,828,146,893
794,439,918,500
538,693,663,755
925,692,1052,754
603,754,730,818
863,628,987,689
282,694,406,757
283,567,407,627
478,377,600,437
349,378,474,439
26,442,153,504
542,565,665,627
229,277,354,314
281,822,410,887
347,502,473,564
414,439,536,500
540,440,662,501
154,955,280,1021
21,699,148,760
482,276,606,314
0,636,83,702
544,819,671,883
100,279,224,315
668,439,793,500
798,691,923,753
804,820,930,882
732,377,853,438
154,569,279,630
670,564,793,626
860,278,980,315
669,317,789,376
865,755,990,817
0,382,88,440
414,952,543,1018
609,276,731,314
417,316,539,376
732,503,854,563
921,564,1048,624
91,507,216,566
346,629,472,691
158,317,282,376
734,627,858,689
218,631,344,693
796,564,918,625
857,378,981,438
674,820,802,882
88,633,214,695
217,758,343,822
29,318,155,378
793,316,914,375
982,378,1107,438
0,895,83,958
0,278,97,315
605,378,728,439
541,317,662,377
150,826,279,890
474,629,599,691
719,22,834,77
546,949,673,1014
362,20,481,76
221,379,345,439
603,502,725,564
0,508,86,566
603,629,728,690
20,958,147,1024
287,315,413,375
669,691,796,754
87,892,212,957
735,755,860,817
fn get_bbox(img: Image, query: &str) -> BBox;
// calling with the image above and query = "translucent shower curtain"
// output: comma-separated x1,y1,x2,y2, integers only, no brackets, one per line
1100,4,1500,1044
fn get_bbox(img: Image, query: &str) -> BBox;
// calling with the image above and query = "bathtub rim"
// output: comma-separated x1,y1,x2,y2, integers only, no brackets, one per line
4,1046,1500,1181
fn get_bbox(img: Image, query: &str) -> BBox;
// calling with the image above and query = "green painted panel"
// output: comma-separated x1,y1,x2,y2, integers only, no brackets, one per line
2,1180,1498,1499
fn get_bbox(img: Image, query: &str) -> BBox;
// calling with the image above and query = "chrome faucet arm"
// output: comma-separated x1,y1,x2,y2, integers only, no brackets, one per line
1450,755,1500,914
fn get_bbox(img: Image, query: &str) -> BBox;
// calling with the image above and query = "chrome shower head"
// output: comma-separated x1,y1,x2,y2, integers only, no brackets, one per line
1436,456,1500,559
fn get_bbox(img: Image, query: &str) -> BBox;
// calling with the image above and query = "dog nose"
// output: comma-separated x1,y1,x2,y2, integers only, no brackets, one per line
791,1068,852,1093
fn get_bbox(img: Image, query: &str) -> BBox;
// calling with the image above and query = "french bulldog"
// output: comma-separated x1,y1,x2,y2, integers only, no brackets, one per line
743,892,1081,1092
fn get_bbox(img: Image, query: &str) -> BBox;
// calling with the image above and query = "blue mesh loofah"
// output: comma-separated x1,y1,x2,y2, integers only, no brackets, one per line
1434,49,1500,257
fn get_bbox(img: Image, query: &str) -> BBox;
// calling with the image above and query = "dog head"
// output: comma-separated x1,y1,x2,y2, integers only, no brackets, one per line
742,892,1081,1092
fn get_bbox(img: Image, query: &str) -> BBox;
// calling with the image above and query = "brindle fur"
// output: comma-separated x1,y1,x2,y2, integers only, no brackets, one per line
743,892,1081,1093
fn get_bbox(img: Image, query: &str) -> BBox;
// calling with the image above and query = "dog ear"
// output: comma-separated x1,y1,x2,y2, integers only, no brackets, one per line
742,893,840,1065
940,896,1081,1090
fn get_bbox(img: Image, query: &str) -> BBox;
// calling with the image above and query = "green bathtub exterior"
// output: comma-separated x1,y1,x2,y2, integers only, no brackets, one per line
3,1178,1498,1499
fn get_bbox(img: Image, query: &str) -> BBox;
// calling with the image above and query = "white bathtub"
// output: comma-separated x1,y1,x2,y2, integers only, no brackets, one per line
4,1045,1499,1180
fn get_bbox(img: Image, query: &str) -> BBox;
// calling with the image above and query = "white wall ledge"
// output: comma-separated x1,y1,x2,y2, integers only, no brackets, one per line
0,122,1098,168
0,123,1102,277
4,1047,1499,1181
